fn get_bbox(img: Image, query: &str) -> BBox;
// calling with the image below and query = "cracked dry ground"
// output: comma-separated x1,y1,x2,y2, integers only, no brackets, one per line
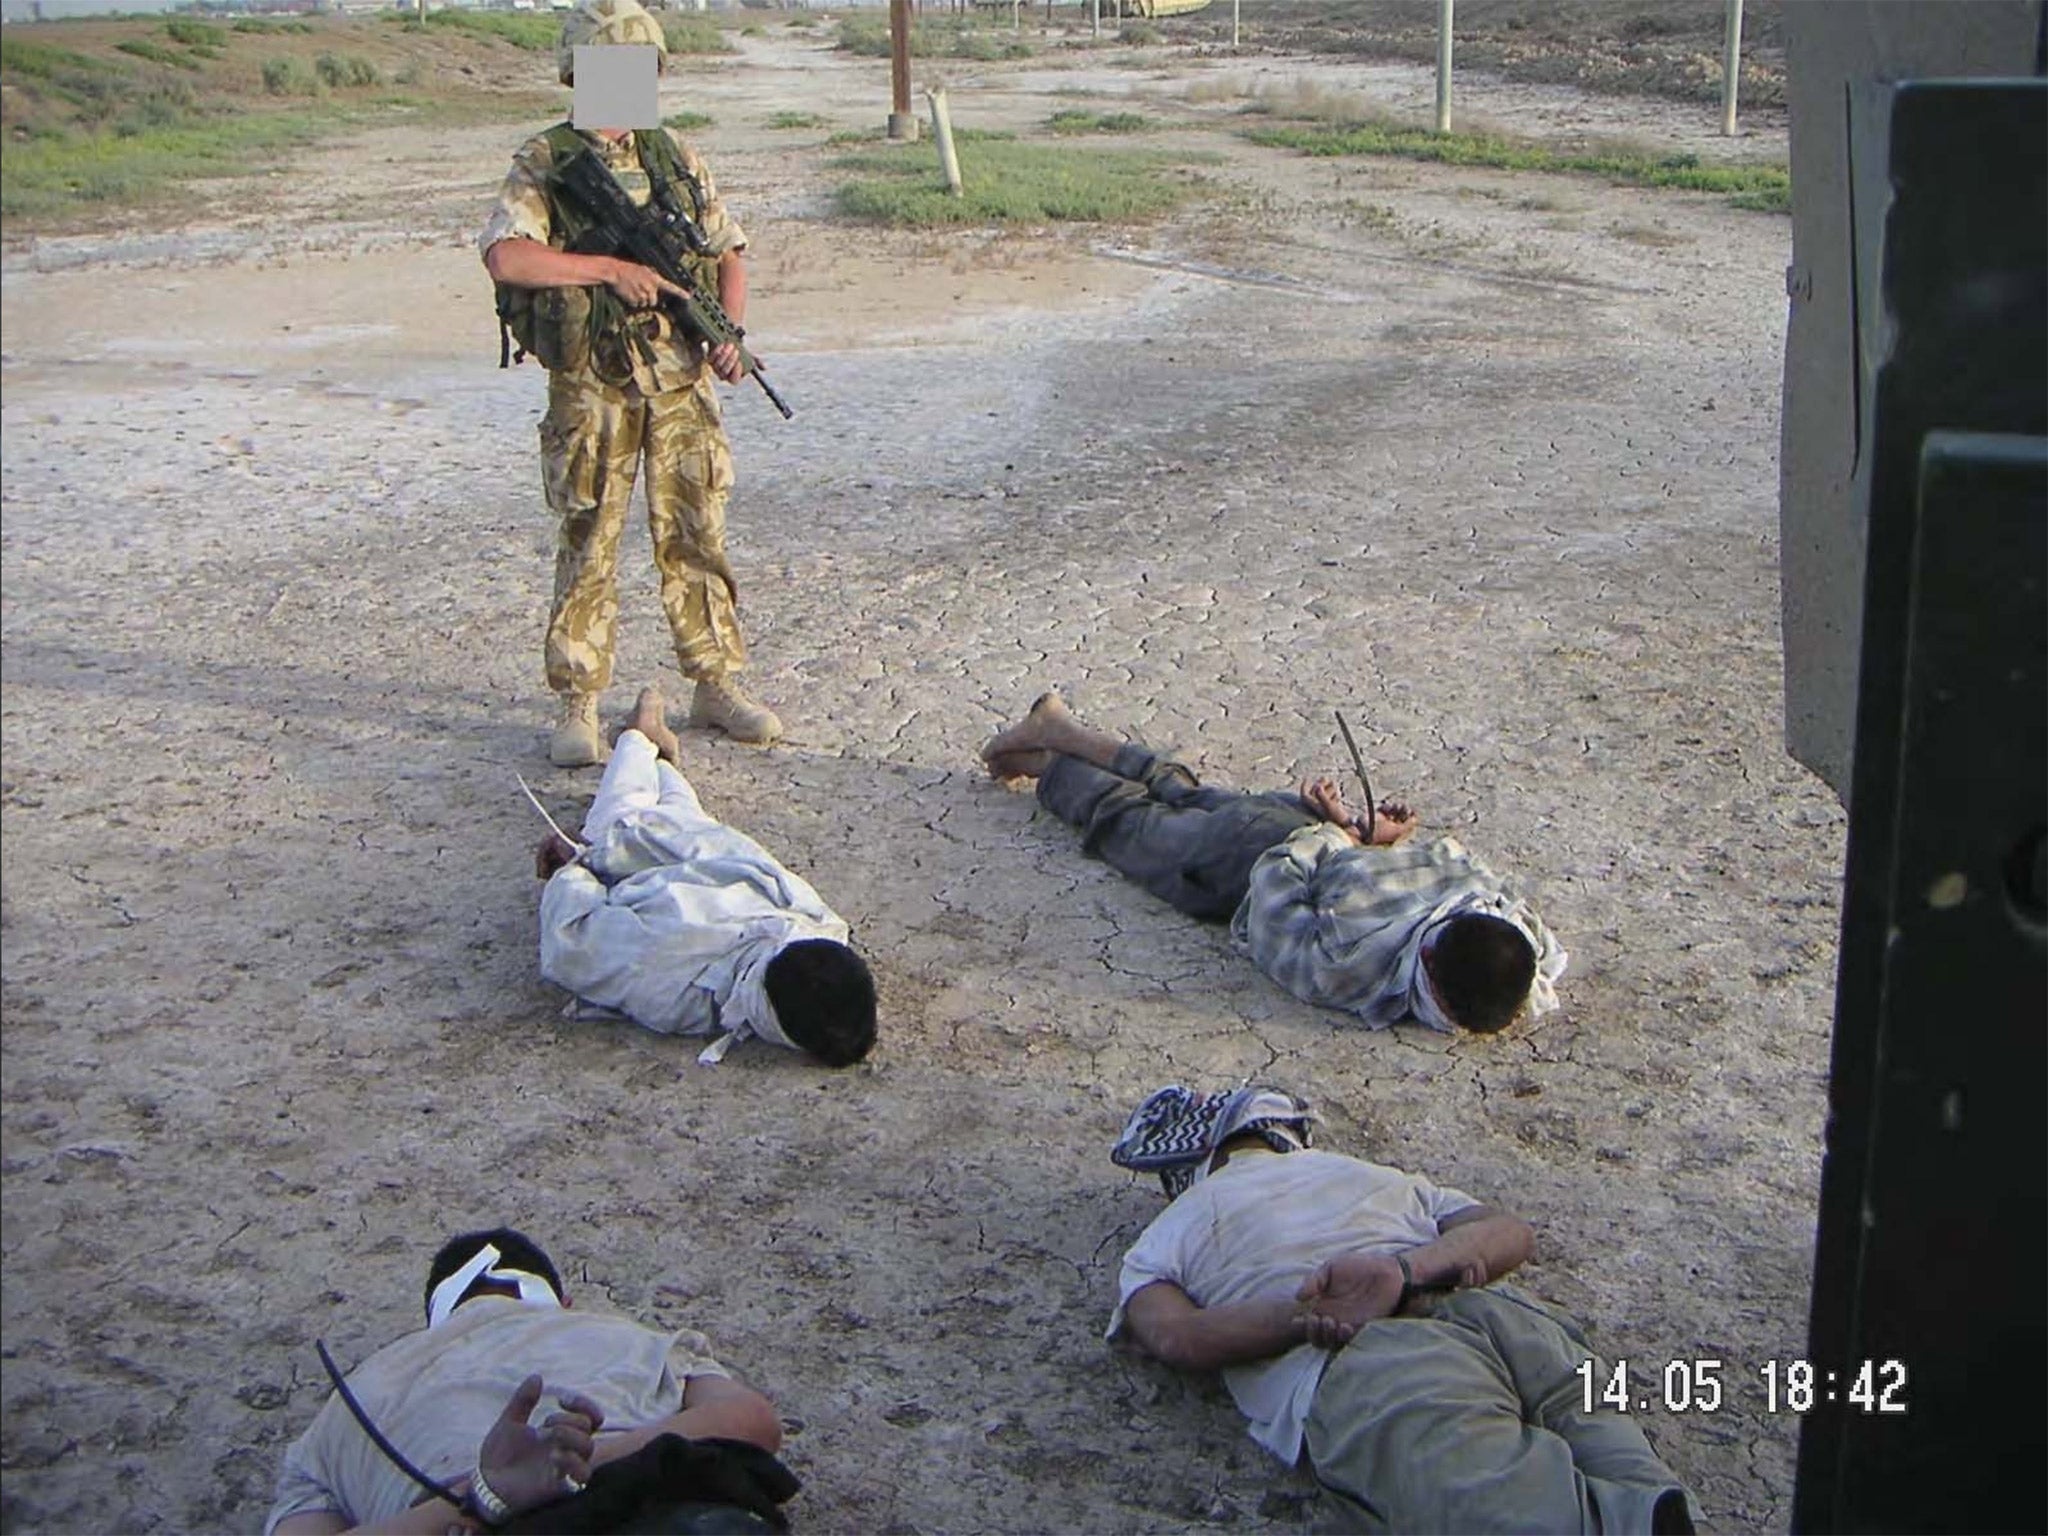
1,43,1834,1536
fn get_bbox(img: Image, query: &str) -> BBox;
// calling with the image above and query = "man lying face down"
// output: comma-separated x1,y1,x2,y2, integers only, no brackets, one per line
1106,1087,1699,1535
536,686,876,1067
266,1227,791,1535
982,692,1566,1034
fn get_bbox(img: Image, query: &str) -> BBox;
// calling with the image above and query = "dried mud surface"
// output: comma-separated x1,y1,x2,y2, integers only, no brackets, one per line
1,28,1829,1536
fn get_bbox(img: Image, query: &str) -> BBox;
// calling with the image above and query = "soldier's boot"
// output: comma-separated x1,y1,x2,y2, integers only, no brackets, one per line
549,692,609,768
689,675,783,746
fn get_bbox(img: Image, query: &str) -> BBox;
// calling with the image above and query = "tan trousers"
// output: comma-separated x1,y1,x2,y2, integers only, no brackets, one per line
1305,1288,1694,1534
541,368,747,697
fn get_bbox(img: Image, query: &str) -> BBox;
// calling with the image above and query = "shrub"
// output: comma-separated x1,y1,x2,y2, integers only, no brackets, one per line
315,52,381,88
836,14,1031,61
261,55,319,96
1119,22,1162,45
663,110,713,130
116,38,200,70
660,15,731,55
164,18,223,47
766,110,825,129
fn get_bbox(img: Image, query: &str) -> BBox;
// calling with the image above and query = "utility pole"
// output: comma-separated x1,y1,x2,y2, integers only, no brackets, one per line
888,0,918,140
1434,0,1453,134
1720,0,1744,135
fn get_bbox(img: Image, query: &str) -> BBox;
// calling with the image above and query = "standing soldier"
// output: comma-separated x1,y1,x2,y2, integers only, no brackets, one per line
482,0,782,765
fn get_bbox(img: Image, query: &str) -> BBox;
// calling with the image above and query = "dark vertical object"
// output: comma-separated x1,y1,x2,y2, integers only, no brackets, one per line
1776,1,2043,800
1795,80,2048,1533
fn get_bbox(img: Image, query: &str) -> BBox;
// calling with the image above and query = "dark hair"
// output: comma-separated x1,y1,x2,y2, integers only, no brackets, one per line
423,1228,564,1322
764,939,877,1067
1428,914,1537,1034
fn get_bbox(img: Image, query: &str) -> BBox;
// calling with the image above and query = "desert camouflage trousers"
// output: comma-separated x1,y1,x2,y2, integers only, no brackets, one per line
540,367,747,697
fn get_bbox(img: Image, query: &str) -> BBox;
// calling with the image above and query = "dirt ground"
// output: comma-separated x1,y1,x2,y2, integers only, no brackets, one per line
0,20,1837,1536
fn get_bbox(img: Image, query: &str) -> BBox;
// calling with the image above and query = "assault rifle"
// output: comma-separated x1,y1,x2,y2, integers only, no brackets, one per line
554,146,793,420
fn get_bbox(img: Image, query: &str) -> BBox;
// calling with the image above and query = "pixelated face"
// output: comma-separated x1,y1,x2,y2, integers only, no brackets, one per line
573,44,661,132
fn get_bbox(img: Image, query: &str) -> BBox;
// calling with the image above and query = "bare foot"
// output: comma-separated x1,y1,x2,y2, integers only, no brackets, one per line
616,686,683,766
980,691,1071,774
984,746,1055,782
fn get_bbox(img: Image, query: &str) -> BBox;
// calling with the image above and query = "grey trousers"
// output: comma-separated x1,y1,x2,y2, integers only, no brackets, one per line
1305,1288,1697,1535
1036,744,1318,921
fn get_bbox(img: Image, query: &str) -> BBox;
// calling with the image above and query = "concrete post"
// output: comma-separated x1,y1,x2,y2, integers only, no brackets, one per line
1232,0,1240,49
888,0,918,140
1721,0,1745,136
927,86,963,197
1434,0,1453,134
1092,0,1101,40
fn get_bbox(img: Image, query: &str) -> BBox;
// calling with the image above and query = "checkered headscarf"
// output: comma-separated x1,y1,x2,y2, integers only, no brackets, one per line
1111,1085,1316,1198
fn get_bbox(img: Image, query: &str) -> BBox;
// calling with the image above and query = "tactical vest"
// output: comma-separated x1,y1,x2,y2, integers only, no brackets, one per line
494,122,714,381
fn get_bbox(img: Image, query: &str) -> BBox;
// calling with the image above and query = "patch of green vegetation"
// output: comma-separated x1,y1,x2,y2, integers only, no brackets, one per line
1048,108,1149,134
261,55,319,96
2,37,175,125
314,52,382,89
388,9,558,51
1,107,328,218
782,13,815,29
741,24,764,38
1729,183,1791,214
1245,115,1790,210
664,110,714,131
826,128,873,146
766,110,826,130
115,38,201,70
659,15,731,55
163,18,224,48
836,14,1033,61
231,17,313,35
831,137,1196,226
3,89,549,221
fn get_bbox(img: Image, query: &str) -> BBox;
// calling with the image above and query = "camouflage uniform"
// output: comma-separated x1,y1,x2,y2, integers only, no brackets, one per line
481,127,751,697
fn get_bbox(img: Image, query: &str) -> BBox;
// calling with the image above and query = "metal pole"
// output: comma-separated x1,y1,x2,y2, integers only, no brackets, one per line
1434,0,1453,134
888,0,917,140
928,86,963,196
1231,0,1240,49
1720,0,1744,136
1091,0,1100,40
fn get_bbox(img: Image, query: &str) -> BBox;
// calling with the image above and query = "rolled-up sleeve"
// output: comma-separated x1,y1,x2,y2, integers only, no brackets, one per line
480,134,557,256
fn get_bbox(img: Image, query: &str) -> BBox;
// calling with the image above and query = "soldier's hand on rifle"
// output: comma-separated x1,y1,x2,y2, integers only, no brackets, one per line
604,258,688,310
708,341,746,384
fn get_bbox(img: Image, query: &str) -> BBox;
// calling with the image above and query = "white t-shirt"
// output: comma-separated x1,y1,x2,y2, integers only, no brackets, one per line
1108,1149,1477,1464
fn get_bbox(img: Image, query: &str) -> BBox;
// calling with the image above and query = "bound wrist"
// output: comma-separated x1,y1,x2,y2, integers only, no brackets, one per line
464,1466,514,1528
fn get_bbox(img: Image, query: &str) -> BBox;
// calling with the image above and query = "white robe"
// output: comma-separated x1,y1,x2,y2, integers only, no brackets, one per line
538,731,849,1062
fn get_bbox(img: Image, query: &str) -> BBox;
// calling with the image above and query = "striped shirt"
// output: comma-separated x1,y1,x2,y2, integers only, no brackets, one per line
1230,825,1566,1029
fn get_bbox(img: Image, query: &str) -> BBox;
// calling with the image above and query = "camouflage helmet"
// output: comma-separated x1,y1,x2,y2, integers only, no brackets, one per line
557,0,668,86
